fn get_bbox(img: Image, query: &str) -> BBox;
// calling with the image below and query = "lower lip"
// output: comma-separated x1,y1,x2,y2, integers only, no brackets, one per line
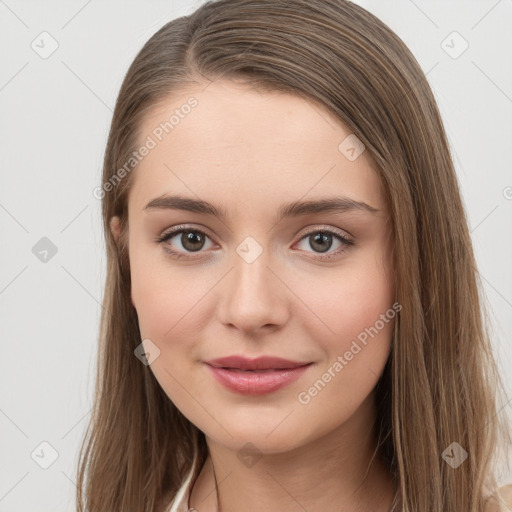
205,363,313,395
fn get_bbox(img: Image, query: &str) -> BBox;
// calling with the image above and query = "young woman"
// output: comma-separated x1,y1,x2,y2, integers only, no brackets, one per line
77,1,512,511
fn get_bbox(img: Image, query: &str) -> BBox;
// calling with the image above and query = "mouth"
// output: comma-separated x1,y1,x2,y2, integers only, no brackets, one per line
204,357,314,395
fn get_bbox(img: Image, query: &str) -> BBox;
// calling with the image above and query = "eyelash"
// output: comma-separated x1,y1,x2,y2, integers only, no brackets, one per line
155,224,354,261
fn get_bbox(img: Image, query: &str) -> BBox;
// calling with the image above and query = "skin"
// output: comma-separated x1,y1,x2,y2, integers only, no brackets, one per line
111,79,397,512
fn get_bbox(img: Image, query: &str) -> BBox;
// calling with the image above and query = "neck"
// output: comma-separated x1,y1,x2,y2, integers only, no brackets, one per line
189,394,397,512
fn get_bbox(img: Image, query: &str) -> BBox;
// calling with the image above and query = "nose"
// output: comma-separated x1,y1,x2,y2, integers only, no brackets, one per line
216,245,290,336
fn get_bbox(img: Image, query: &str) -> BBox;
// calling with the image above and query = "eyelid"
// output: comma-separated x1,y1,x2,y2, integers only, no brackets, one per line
297,224,352,241
158,223,352,242
159,223,217,242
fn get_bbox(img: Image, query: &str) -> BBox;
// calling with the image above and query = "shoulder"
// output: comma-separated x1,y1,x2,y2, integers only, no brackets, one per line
486,484,512,512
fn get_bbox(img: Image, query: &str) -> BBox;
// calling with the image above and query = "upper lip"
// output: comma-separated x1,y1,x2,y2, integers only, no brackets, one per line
204,355,312,371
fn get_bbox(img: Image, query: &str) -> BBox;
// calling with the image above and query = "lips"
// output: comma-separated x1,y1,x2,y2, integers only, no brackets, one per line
204,355,311,371
204,355,314,395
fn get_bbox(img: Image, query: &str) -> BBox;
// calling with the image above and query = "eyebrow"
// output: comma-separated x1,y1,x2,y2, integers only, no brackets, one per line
143,194,379,220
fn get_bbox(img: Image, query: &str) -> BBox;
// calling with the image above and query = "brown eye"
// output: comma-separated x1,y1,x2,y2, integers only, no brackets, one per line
157,226,215,258
295,227,354,261
180,230,206,252
308,232,333,253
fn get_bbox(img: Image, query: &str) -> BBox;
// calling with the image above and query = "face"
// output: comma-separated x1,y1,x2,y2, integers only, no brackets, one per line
114,79,396,454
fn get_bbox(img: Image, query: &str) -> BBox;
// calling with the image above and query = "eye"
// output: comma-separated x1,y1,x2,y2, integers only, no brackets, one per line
156,224,354,261
156,225,215,259
294,226,354,261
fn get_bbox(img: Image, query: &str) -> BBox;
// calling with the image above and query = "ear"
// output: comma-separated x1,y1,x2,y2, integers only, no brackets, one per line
110,216,135,308
110,216,121,243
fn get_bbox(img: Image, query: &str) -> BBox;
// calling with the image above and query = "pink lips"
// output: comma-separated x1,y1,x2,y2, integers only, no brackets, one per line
204,355,313,395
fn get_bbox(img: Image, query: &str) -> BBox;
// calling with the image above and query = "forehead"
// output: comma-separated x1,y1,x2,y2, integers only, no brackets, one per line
129,79,386,215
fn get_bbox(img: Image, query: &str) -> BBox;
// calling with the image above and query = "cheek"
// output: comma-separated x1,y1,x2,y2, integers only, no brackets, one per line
129,248,211,414
129,235,205,341
128,244,222,418
291,252,395,405
295,249,394,348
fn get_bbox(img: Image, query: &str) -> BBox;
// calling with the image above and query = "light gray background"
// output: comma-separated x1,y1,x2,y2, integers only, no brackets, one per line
0,1,511,510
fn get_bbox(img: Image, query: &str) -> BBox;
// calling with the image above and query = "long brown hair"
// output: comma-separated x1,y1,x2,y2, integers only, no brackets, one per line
76,1,511,510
